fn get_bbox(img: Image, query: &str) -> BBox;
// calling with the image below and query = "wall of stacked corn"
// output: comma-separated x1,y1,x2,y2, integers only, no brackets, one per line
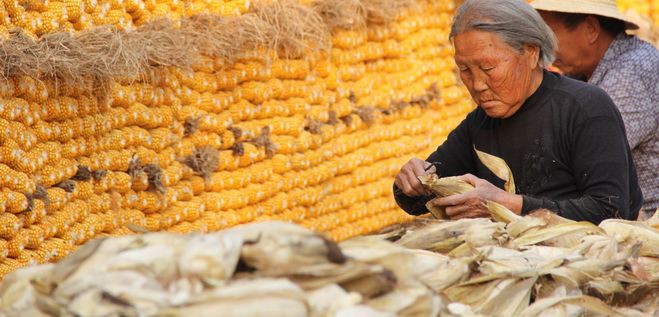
0,0,473,278
618,0,659,24
618,0,659,46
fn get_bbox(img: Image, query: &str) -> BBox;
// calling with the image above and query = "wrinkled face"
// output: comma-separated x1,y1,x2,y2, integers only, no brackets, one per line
453,30,540,118
539,12,589,77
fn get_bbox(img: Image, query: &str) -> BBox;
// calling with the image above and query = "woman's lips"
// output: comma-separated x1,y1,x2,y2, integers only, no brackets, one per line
481,100,496,108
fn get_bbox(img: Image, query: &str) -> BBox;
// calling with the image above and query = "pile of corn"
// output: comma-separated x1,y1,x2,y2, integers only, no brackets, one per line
618,0,659,46
618,0,652,16
618,0,659,24
1,203,657,316
0,0,472,279
0,0,251,36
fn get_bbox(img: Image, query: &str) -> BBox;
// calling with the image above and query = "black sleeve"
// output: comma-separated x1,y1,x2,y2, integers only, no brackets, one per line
521,112,635,223
394,113,477,215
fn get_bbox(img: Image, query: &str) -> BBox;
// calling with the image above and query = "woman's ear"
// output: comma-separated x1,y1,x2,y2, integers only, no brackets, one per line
522,44,541,68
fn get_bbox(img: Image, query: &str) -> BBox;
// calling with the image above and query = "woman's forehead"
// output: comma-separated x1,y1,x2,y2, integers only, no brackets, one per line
453,31,514,62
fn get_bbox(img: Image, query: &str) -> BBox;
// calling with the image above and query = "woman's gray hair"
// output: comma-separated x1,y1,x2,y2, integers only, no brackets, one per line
450,0,557,67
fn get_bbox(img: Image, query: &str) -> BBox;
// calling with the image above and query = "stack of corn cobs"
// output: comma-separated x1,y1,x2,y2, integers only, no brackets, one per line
1,175,657,316
0,0,470,278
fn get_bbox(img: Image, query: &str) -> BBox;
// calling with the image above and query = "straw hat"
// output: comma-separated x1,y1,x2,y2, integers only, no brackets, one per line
530,0,639,30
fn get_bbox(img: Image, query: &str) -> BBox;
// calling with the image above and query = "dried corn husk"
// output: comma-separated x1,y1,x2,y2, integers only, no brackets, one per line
512,221,604,248
1,214,658,317
0,264,55,316
644,209,659,229
520,295,648,317
340,236,471,292
417,174,474,219
226,221,346,275
444,277,537,316
474,147,516,194
395,218,495,253
158,279,309,317
366,281,443,317
599,219,659,257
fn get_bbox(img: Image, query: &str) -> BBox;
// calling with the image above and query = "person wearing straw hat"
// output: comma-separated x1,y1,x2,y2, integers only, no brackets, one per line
531,0,658,218
393,0,643,224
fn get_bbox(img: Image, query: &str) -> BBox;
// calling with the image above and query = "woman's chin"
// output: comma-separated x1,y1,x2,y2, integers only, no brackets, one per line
481,105,505,118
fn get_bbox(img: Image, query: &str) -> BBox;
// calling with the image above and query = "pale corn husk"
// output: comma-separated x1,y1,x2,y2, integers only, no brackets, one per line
473,147,516,194
1,214,658,317
506,209,575,239
443,302,489,317
0,264,55,316
339,236,469,292
366,281,442,317
487,201,521,224
307,284,363,316
395,218,495,253
473,246,537,277
644,209,659,229
519,245,573,262
338,268,397,299
447,221,508,257
599,219,659,257
417,256,473,292
282,261,377,290
476,277,537,316
444,277,537,316
417,174,474,219
417,173,520,223
574,234,620,260
628,256,659,281
340,236,445,277
547,252,633,289
586,269,659,309
520,295,648,317
333,305,396,317
225,221,346,275
158,279,309,317
417,175,474,197
506,216,549,238
512,221,604,248
524,289,586,317
53,232,243,303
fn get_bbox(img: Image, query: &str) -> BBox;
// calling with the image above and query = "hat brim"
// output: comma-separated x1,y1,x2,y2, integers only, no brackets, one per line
531,0,640,30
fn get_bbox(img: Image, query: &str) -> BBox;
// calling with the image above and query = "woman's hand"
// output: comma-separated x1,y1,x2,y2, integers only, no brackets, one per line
430,173,522,219
394,158,435,197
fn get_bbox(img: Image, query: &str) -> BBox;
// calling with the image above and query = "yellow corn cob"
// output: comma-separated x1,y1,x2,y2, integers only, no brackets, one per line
7,230,28,258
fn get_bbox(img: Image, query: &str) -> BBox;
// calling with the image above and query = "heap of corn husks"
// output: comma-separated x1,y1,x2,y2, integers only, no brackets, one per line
1,196,657,317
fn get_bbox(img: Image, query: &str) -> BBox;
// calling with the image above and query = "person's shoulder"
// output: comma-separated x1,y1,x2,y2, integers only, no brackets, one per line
619,36,659,61
550,73,608,102
611,36,659,74
598,36,658,104
550,73,619,119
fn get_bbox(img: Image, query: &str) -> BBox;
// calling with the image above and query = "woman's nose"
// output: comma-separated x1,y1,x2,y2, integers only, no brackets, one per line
472,72,488,92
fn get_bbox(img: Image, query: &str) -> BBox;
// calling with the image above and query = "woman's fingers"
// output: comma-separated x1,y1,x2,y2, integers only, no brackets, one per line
408,171,429,196
412,160,435,195
396,170,422,196
458,173,480,186
401,173,424,197
432,193,468,208
445,204,471,218
396,158,434,197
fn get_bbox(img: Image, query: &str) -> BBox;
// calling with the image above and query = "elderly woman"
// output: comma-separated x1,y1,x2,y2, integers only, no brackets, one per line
393,0,642,223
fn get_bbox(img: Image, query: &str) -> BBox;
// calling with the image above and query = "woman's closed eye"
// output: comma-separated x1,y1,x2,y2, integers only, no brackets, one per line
481,66,496,72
